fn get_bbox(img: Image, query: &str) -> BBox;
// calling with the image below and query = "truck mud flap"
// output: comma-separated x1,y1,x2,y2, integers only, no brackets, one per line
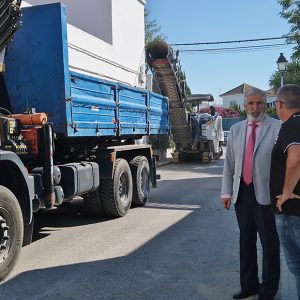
152,156,158,188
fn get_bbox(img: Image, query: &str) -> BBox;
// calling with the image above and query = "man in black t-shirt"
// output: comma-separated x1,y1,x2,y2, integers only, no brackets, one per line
270,84,300,299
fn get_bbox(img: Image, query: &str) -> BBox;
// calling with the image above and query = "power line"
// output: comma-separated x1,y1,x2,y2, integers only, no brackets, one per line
179,42,296,54
181,46,293,55
170,35,297,46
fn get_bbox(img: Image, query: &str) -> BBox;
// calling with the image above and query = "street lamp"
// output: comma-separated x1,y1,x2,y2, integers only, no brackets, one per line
276,53,288,87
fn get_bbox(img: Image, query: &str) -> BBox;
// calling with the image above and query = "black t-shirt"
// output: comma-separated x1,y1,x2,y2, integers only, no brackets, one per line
270,112,300,216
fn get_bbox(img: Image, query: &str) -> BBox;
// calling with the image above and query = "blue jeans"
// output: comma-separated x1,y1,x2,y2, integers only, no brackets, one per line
276,214,300,299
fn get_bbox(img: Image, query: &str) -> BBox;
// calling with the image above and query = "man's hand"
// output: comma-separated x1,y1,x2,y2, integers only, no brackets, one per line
277,145,300,212
276,193,300,212
221,197,231,210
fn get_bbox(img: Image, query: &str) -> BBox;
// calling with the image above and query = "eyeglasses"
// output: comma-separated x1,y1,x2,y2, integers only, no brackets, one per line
274,100,286,104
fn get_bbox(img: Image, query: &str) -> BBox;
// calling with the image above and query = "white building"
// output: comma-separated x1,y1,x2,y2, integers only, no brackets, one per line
22,0,147,88
265,88,276,107
220,83,276,110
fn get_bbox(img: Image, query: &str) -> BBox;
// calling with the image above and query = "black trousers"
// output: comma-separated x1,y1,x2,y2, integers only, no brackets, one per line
235,182,280,297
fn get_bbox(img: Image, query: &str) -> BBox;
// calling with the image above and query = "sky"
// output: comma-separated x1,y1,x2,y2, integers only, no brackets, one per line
145,0,294,104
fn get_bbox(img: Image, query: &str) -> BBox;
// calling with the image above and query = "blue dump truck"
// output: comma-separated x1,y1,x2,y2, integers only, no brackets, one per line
0,2,169,281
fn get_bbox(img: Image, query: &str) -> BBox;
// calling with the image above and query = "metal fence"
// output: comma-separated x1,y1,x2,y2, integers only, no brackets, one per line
222,115,279,131
222,117,246,131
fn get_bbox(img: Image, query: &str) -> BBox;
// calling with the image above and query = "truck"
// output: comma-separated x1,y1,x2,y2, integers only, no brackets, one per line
146,40,223,163
0,1,169,281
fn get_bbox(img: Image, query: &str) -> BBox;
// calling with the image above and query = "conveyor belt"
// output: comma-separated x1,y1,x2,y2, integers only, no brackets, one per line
146,42,191,149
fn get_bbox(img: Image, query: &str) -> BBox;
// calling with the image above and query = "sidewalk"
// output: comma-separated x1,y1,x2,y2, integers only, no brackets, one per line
156,157,175,168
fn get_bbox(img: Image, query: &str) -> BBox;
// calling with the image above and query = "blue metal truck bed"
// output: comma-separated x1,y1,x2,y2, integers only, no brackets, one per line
3,3,169,138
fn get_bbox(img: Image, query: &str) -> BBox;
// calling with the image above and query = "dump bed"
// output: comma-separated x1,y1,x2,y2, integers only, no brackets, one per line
3,3,169,138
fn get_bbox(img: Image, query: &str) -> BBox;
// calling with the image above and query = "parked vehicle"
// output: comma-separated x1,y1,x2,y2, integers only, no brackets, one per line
0,2,169,281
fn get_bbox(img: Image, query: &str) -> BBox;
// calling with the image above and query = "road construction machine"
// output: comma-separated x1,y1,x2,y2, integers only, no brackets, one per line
146,40,223,163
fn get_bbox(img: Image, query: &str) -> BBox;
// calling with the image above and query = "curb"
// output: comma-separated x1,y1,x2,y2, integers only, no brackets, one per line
156,160,174,168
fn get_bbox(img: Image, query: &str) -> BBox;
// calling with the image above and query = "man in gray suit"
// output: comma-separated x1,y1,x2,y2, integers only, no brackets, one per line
221,88,281,300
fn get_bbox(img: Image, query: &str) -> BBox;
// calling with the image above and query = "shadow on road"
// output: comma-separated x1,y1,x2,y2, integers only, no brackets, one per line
32,199,112,242
0,173,240,300
0,164,295,300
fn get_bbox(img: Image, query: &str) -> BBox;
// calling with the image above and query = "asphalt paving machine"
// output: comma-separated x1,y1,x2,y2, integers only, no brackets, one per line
146,40,223,163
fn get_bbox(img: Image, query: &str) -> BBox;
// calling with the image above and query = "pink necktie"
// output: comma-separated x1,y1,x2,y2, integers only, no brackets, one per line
243,123,257,185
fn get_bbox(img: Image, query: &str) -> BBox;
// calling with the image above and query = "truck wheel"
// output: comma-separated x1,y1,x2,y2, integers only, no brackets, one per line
129,156,150,207
100,159,132,217
202,151,212,164
0,186,23,282
83,189,105,217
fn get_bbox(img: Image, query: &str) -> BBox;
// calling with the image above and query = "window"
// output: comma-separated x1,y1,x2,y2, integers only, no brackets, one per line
25,0,113,44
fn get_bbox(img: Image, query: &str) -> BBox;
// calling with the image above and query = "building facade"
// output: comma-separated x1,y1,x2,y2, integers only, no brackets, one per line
22,0,147,87
220,83,276,110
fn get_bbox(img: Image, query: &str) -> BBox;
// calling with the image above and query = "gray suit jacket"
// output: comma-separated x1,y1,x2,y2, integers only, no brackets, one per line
221,115,281,205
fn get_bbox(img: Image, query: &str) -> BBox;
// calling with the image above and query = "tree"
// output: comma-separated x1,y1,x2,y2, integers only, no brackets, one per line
269,59,300,90
144,9,166,45
145,9,171,151
179,71,191,96
144,9,166,95
268,1,300,90
278,0,300,58
144,9,191,95
145,9,191,151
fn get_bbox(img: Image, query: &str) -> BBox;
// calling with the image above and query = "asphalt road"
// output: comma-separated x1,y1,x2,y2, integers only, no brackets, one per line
0,159,263,299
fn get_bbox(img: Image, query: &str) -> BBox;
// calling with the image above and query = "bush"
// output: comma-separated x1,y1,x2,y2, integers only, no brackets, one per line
266,107,277,116
200,106,277,118
149,135,174,150
199,106,241,118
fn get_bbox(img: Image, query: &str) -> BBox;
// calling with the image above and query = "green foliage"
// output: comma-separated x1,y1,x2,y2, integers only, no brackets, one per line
144,9,190,150
278,0,300,59
145,10,173,150
144,9,191,98
200,106,242,118
144,9,166,45
186,103,194,113
240,110,247,117
179,71,192,96
269,59,300,91
272,1,300,90
149,134,174,150
266,107,277,116
229,104,277,118
232,104,247,117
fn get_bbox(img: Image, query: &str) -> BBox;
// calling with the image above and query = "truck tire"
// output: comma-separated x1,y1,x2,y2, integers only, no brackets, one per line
202,151,212,164
100,159,132,217
83,189,105,217
0,185,23,282
129,156,150,207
